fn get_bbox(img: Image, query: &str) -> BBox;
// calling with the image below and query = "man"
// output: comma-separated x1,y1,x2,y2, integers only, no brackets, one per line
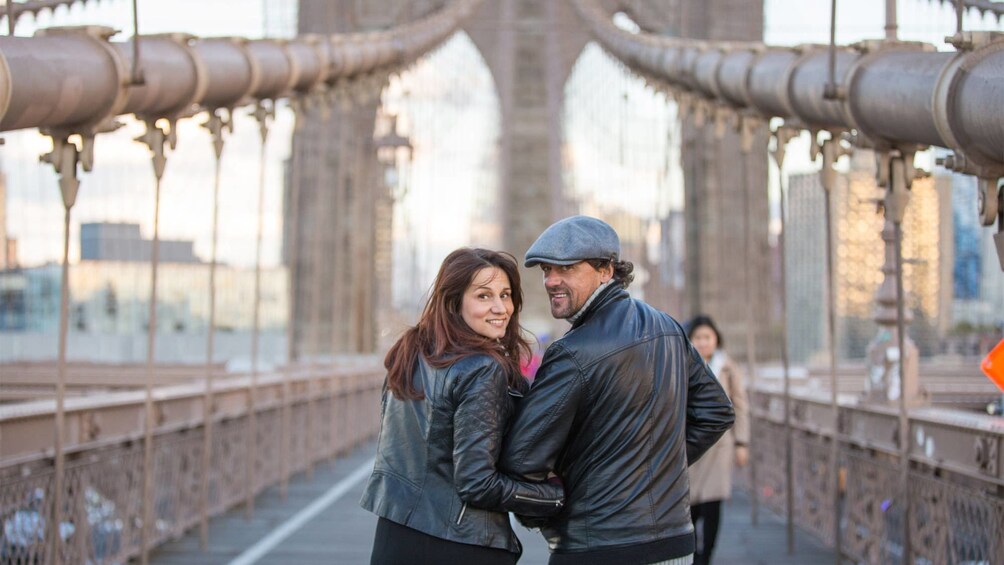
501,215,735,565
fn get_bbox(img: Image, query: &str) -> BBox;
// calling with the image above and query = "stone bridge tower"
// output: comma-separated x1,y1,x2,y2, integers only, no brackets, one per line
292,0,771,358
469,0,771,353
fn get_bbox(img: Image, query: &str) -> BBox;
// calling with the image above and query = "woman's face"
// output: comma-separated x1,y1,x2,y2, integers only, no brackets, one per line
691,325,718,361
461,267,514,340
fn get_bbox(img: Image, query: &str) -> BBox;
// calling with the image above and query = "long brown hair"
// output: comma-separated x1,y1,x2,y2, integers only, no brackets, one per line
385,248,533,400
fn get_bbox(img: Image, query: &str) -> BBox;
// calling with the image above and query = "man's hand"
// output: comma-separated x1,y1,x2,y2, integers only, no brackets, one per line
735,445,749,467
516,514,551,530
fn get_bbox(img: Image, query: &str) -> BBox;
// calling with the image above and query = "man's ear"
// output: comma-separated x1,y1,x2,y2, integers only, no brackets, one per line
599,263,614,283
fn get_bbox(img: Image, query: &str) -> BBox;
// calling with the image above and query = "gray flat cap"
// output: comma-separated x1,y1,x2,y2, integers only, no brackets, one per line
524,215,621,268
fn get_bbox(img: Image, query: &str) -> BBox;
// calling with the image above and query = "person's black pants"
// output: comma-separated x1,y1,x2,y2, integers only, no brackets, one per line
690,500,722,565
371,517,519,565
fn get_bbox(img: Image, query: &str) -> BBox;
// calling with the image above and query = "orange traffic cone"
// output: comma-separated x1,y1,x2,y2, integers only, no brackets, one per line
982,339,1004,393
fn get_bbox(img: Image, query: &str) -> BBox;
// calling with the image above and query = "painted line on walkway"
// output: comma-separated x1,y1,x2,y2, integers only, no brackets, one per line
226,457,376,565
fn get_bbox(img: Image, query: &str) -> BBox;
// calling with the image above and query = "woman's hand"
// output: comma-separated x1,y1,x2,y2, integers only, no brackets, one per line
735,446,749,467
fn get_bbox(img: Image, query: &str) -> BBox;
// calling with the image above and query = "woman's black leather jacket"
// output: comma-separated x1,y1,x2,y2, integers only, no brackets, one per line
360,354,565,554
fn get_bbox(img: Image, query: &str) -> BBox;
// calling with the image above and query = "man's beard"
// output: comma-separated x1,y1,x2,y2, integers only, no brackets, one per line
547,286,578,319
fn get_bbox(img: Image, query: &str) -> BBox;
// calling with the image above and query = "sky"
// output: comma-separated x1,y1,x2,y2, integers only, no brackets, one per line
766,0,1001,48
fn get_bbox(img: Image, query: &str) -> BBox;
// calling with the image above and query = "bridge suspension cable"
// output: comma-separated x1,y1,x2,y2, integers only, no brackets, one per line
572,0,1004,271
575,0,1004,178
0,0,483,135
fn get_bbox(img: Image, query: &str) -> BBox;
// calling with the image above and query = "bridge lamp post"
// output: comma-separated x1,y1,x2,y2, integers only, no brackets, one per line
864,145,925,565
376,114,413,202
375,113,412,349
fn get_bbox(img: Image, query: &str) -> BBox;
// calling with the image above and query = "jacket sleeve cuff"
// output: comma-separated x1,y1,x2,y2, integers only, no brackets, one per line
505,482,565,516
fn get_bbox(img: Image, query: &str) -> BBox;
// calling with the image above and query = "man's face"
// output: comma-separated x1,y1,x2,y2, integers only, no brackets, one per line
540,261,613,319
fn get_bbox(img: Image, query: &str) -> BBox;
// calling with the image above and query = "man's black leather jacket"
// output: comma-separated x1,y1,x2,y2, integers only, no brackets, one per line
501,285,735,564
360,354,565,554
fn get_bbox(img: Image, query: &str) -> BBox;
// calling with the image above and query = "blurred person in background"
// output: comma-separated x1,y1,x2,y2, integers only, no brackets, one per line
685,315,750,565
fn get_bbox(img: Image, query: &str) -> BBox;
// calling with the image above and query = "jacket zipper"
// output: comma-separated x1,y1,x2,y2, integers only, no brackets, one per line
514,494,562,506
456,502,467,525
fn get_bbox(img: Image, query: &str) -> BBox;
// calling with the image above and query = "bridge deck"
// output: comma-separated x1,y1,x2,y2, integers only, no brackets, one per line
151,442,837,565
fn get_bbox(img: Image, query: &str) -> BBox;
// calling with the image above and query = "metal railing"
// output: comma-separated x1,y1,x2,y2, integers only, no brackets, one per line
742,385,1004,564
0,359,384,564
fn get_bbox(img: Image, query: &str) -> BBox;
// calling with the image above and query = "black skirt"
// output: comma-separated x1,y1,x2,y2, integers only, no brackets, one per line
370,517,519,565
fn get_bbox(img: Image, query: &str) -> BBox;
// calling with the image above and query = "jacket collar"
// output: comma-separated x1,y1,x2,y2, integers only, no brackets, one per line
569,282,627,330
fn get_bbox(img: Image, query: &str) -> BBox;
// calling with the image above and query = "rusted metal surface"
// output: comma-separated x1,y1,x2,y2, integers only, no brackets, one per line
0,360,384,564
745,385,1004,564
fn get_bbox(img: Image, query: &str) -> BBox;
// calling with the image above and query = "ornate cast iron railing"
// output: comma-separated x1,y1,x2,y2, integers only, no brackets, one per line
744,386,1004,564
0,359,384,565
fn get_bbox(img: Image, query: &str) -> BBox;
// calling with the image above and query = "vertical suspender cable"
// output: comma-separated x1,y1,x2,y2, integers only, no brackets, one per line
823,143,842,564
328,102,342,458
822,1,844,557
7,0,15,35
891,158,912,565
51,205,71,565
306,103,328,480
199,110,225,549
885,0,898,40
47,136,82,565
139,123,167,565
280,106,304,499
249,102,270,515
741,185,758,389
131,0,143,85
768,125,796,555
825,0,839,99
778,150,795,556
895,220,911,563
739,122,760,527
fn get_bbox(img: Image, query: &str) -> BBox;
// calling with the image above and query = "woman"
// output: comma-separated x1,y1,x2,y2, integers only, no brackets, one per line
360,248,564,565
686,315,750,565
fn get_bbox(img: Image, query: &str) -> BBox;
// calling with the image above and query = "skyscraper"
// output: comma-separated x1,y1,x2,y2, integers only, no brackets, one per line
951,172,1004,329
785,172,827,364
784,152,952,361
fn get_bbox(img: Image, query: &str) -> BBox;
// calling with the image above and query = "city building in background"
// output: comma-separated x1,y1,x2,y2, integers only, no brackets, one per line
785,151,965,362
785,171,828,365
0,214,291,362
951,173,1004,326
80,222,200,264
0,261,287,362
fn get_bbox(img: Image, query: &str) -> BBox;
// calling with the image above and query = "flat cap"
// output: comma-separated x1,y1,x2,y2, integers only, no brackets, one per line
524,215,621,268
